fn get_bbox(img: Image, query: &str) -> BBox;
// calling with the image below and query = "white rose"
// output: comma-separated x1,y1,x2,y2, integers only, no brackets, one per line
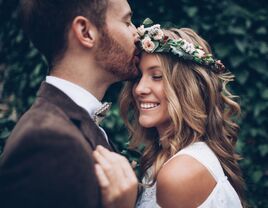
188,43,196,54
142,36,155,52
137,25,145,36
181,41,195,54
182,39,188,45
195,49,205,58
148,24,164,40
181,42,188,51
151,24,161,30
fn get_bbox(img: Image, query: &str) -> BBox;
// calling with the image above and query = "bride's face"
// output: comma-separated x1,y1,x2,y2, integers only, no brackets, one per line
133,53,171,136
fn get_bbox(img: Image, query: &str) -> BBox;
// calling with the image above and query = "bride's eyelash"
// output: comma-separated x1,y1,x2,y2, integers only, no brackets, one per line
152,75,163,80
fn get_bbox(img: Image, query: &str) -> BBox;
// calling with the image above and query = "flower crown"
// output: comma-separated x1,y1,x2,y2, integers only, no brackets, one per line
137,19,225,72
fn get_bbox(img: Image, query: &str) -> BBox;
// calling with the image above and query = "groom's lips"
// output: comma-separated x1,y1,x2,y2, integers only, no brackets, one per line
133,46,142,64
134,41,143,56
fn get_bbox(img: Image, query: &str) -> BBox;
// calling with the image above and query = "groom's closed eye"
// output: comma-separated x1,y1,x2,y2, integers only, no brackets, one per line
122,11,133,23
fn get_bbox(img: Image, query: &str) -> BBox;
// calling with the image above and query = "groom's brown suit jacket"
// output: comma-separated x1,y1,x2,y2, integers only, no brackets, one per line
0,82,112,208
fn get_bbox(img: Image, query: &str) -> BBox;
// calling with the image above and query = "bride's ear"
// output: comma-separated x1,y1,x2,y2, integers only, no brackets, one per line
71,16,98,48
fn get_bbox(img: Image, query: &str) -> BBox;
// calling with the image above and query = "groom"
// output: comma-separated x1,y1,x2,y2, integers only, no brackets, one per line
0,0,139,207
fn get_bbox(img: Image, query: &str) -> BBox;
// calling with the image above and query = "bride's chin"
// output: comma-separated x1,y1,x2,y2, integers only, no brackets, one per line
138,119,155,129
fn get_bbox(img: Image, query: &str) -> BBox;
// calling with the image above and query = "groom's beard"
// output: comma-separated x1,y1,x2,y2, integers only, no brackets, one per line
95,29,139,81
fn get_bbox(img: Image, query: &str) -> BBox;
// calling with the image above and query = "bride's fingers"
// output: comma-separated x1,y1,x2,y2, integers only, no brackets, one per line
96,146,134,179
94,146,138,208
93,149,111,170
93,146,125,182
95,145,116,163
94,164,110,188
116,154,137,180
94,145,137,187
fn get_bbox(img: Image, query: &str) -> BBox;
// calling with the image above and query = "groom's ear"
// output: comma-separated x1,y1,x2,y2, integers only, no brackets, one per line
71,16,97,48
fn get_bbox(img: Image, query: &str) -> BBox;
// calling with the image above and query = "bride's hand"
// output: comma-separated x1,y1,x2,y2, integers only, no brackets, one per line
93,145,138,208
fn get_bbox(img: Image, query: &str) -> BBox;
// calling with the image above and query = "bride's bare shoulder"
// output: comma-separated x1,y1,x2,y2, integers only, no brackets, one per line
156,154,216,208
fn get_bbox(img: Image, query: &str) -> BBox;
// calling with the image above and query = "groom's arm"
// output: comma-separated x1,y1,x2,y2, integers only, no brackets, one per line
0,126,101,208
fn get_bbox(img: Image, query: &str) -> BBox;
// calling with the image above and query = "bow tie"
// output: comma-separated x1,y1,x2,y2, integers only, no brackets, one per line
93,102,112,125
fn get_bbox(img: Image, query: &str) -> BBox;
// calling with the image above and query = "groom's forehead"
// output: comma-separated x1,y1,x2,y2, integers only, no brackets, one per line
107,0,132,16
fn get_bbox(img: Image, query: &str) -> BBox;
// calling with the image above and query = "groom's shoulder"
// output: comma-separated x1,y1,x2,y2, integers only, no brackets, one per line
15,97,71,133
5,97,85,151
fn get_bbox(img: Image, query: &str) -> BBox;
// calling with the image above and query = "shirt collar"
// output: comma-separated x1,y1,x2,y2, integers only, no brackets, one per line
45,76,102,118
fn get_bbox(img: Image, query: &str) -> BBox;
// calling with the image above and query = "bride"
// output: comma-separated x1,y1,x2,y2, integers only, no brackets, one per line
93,22,246,208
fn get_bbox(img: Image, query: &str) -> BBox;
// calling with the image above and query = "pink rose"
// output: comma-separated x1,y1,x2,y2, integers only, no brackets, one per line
142,36,155,52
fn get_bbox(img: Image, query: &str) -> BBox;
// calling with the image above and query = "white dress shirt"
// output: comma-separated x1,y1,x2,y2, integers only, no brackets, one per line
46,76,109,143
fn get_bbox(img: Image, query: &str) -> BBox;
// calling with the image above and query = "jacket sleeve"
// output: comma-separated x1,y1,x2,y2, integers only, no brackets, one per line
0,127,101,208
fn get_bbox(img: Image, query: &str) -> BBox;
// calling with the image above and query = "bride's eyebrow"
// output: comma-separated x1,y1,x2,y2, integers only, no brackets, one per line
147,65,162,71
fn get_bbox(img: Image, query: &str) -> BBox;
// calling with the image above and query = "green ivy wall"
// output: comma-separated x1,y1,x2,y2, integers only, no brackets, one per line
0,0,267,207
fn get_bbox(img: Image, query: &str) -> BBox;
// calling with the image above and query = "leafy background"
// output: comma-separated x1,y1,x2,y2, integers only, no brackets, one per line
0,0,267,207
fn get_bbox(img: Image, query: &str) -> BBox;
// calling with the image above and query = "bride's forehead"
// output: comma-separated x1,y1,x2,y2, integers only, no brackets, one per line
139,53,161,68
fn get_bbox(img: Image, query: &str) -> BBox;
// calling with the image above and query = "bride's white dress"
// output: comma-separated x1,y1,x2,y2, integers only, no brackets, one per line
136,142,242,208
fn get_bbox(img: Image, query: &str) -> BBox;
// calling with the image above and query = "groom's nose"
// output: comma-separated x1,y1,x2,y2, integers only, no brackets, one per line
130,23,139,42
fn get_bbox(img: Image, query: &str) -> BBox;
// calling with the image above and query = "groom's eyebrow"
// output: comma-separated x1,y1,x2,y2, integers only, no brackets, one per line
122,11,133,20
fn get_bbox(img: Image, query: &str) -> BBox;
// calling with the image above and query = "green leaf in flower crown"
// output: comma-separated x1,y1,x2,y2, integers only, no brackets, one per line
170,46,186,57
152,41,160,52
143,18,154,26
157,43,171,53
193,56,201,62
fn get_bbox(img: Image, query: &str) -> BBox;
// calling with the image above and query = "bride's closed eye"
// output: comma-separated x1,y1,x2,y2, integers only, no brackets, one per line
152,74,163,81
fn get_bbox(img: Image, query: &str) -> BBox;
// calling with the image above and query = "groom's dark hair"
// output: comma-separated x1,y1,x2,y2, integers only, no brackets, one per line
20,0,108,67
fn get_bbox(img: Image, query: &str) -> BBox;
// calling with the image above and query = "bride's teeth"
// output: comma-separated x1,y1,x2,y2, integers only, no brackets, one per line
140,103,159,109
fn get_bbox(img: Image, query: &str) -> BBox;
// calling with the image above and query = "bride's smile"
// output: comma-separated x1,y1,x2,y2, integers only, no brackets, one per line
133,53,170,133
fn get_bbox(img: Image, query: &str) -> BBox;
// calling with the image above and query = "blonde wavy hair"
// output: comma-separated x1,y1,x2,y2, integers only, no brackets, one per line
120,28,245,204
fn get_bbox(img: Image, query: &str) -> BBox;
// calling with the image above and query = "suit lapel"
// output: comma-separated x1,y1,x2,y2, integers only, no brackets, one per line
37,82,112,151
78,116,113,151
106,138,118,152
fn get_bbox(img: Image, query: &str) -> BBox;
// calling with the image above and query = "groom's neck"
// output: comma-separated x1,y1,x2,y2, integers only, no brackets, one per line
50,56,111,101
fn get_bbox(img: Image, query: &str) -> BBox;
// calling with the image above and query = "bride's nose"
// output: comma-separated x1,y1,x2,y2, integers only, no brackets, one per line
134,79,151,95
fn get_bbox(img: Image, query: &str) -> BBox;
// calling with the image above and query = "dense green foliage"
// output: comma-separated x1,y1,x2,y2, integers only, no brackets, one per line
0,0,267,207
